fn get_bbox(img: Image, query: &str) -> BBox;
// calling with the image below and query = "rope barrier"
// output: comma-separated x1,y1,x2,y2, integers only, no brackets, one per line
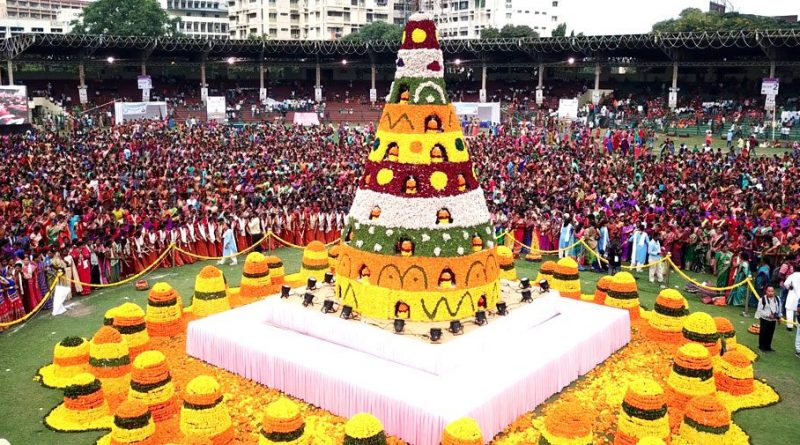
578,240,672,269
174,232,272,261
61,244,175,288
494,230,585,255
269,231,341,249
0,272,62,328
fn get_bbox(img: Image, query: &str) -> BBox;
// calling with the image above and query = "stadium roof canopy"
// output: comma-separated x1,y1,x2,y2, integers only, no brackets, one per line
3,30,800,69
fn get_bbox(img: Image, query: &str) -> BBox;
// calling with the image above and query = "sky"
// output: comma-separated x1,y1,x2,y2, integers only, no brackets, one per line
558,0,800,35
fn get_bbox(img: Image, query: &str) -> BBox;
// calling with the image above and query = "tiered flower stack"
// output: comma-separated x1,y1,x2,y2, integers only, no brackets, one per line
267,255,286,285
44,372,113,431
37,336,90,388
286,241,330,284
681,312,721,356
604,272,641,319
89,326,132,410
258,398,309,444
111,303,150,359
613,378,670,445
646,289,690,344
240,252,273,299
593,275,612,305
536,261,556,287
673,395,747,444
343,413,387,445
128,350,179,436
96,400,157,445
179,375,233,444
145,283,184,337
665,343,716,428
714,350,754,396
190,266,230,317
539,402,593,445
552,257,580,299
714,316,758,361
497,246,518,281
441,417,484,445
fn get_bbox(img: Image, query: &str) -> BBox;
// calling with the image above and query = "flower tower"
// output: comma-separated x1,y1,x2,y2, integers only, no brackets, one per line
44,372,113,431
605,272,641,320
536,261,556,287
111,302,150,360
540,402,593,445
190,266,230,317
180,375,233,444
343,413,387,445
552,257,580,299
681,312,721,356
96,400,157,445
240,252,273,299
287,241,330,284
593,275,612,305
88,326,132,410
258,398,309,445
129,351,179,434
334,12,500,322
267,256,286,285
646,289,689,344
714,350,754,396
674,396,733,444
145,283,184,337
497,246,517,281
37,336,90,388
614,378,670,445
441,417,483,445
665,343,716,430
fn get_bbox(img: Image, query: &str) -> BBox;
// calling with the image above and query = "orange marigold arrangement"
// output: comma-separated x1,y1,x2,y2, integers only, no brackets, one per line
44,372,113,432
190,266,231,318
89,326,132,411
714,350,753,396
535,261,556,287
112,303,151,360
552,257,580,299
129,350,180,439
614,378,670,445
267,256,286,285
539,402,592,445
605,272,641,320
441,417,483,445
497,246,518,281
95,399,157,445
680,312,720,356
594,275,613,305
37,336,90,388
286,241,330,285
240,252,273,299
180,375,234,445
145,282,184,337
259,397,310,444
671,395,747,445
665,343,716,431
646,289,689,345
713,317,757,362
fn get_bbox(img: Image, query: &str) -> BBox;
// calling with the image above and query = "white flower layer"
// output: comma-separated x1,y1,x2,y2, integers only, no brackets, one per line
348,188,491,230
395,49,444,79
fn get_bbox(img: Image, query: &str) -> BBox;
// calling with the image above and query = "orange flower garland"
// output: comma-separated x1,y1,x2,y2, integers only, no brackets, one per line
129,350,180,439
112,303,151,360
96,399,157,445
614,378,670,445
552,257,580,299
267,256,286,285
44,372,113,432
190,266,231,318
240,252,273,299
681,312,720,356
540,402,592,445
605,272,641,320
594,276,612,305
145,282,184,338
89,326,132,411
441,417,483,445
665,343,716,431
646,289,689,345
714,350,753,396
180,375,234,445
37,336,90,389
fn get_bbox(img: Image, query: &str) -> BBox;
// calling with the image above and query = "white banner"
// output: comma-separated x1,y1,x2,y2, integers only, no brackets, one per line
591,90,601,105
761,78,779,96
558,98,580,120
315,87,322,103
535,88,543,105
479,89,487,103
78,86,88,104
142,88,150,102
206,96,226,122
121,102,148,114
369,88,377,104
668,91,678,109
137,75,152,90
259,88,267,104
765,94,776,111
201,87,209,103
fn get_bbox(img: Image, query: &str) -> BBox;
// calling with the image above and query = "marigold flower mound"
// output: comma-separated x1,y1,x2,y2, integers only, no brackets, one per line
535,261,556,286
665,343,716,431
191,266,231,318
105,306,120,326
89,326,132,410
95,399,157,445
497,246,518,281
594,275,612,304
240,252,273,299
714,350,753,396
539,402,591,445
180,375,233,445
343,413,387,445
713,317,757,362
671,395,749,445
552,257,580,299
146,282,184,337
267,256,286,285
605,272,641,319
646,289,689,344
37,336,90,388
112,303,151,360
259,397,309,444
613,378,670,445
681,312,721,356
287,242,331,285
129,350,179,429
441,417,483,445
44,372,113,432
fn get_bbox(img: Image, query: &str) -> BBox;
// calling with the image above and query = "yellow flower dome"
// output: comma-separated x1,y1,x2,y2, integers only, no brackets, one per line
37,336,90,389
259,398,309,444
145,282,184,337
614,378,670,445
442,417,483,445
240,252,273,299
605,272,640,320
111,302,150,360
343,413,387,445
497,246,517,281
191,266,230,317
180,375,233,444
646,289,689,344
44,372,113,432
681,312,721,356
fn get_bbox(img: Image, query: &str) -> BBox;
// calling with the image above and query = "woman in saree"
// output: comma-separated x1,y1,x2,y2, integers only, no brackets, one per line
727,252,752,306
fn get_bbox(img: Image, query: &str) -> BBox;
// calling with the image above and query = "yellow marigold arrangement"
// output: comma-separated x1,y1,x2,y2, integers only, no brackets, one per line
535,261,556,287
605,272,641,320
552,257,580,299
145,282,184,337
613,378,670,445
190,266,231,318
287,241,331,284
89,326,132,411
129,350,179,439
497,246,518,281
267,256,286,285
258,397,309,444
95,399,157,445
44,372,113,432
112,303,151,360
714,350,753,396
665,343,716,430
539,402,592,445
681,312,720,356
713,317,757,362
240,252,273,299
180,375,233,445
635,438,666,445
594,275,612,305
671,395,749,445
37,336,90,388
328,244,341,273
646,289,689,344
441,417,483,445
343,413,387,445
104,306,119,326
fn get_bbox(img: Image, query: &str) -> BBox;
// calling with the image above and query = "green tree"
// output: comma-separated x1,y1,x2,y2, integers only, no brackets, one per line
71,0,181,37
340,21,403,43
652,7,800,32
551,23,568,37
480,27,502,39
481,25,539,40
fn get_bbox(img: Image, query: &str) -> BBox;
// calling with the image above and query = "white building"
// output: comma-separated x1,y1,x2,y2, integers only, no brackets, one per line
3,0,89,20
422,0,561,39
227,0,404,41
161,0,229,38
0,7,80,37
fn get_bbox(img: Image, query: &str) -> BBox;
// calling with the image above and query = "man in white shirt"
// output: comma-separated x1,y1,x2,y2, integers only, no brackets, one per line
783,268,800,331
647,234,663,284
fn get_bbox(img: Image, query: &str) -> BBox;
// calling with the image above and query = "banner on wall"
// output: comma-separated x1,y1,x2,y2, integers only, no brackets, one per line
557,98,579,120
201,87,209,103
315,87,322,102
535,88,543,105
114,102,167,124
137,75,152,90
206,96,226,122
479,89,487,103
668,91,678,109
78,86,88,105
369,88,377,103
260,88,267,104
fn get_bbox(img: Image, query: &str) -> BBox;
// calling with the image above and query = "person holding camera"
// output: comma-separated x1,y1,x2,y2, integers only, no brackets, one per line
755,286,780,352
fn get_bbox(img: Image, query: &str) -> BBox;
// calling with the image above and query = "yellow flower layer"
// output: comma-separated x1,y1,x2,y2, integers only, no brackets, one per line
540,429,592,445
146,303,182,323
54,340,90,359
129,381,176,405
672,422,750,445
616,412,670,440
605,295,640,309
304,249,329,261
90,342,130,360
500,270,517,281
667,373,716,398
192,296,231,318
369,131,470,164
683,312,717,335
110,421,156,443
45,403,113,432
38,363,89,388
715,381,780,413
649,313,685,332
181,404,232,437
120,330,149,349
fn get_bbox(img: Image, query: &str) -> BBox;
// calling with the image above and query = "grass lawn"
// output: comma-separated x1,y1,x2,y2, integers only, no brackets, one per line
0,248,796,444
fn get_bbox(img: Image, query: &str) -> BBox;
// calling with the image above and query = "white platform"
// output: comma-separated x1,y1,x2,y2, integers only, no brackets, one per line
187,295,630,445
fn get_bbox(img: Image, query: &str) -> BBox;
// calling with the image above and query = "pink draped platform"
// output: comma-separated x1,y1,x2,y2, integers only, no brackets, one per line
186,295,630,445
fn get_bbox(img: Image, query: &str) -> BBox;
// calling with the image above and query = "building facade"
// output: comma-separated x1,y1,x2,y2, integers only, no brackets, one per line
422,0,561,39
161,0,229,38
0,7,80,37
3,0,88,20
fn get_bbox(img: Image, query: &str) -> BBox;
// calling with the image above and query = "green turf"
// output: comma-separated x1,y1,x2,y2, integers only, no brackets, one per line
0,248,796,444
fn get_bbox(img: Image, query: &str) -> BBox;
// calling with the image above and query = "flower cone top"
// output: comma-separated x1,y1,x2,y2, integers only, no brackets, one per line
267,255,286,284
336,12,500,321
497,246,517,281
614,378,670,445
241,252,273,299
129,350,178,423
107,399,156,445
38,336,90,388
191,266,230,317
441,417,483,445
243,252,269,276
146,282,184,337
343,413,387,444
288,241,330,283
89,326,131,379
259,398,307,444
715,349,754,395
111,303,150,360
180,375,233,443
682,312,720,356
44,372,113,431
677,395,731,441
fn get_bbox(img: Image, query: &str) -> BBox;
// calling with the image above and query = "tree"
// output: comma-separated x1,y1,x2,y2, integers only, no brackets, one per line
71,0,181,37
340,21,403,43
552,23,567,37
481,25,539,40
652,7,800,33
480,27,502,39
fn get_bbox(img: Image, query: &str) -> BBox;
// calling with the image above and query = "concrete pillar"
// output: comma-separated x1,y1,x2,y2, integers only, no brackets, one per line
536,63,544,106
668,62,678,110
768,61,776,140
200,62,207,102
141,61,147,76
259,62,265,90
79,62,86,88
480,63,487,103
6,60,13,85
370,63,377,104
315,61,321,87
592,63,601,105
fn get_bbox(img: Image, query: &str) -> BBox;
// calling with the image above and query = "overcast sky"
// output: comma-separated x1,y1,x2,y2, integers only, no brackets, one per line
559,0,800,35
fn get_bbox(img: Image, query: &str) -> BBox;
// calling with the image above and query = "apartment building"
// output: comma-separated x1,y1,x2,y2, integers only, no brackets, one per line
3,0,88,20
422,0,561,38
161,0,229,38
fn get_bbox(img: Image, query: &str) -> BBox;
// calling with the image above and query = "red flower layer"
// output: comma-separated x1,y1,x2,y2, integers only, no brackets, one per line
361,160,478,198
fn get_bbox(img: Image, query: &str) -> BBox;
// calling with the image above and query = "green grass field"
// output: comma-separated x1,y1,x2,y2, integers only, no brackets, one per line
0,249,797,444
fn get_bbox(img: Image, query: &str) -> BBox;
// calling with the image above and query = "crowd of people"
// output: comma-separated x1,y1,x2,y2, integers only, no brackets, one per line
2,113,800,341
